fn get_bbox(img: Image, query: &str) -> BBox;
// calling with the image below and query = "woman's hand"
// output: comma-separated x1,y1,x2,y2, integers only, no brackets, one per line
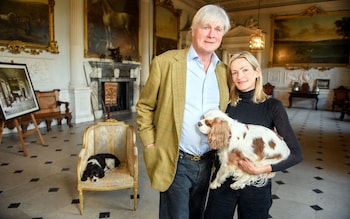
238,158,272,175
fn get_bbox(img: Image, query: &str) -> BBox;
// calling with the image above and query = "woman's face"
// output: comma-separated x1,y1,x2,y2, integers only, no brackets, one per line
230,57,260,92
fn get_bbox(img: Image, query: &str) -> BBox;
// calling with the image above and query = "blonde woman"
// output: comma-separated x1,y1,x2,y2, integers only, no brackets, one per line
205,51,303,219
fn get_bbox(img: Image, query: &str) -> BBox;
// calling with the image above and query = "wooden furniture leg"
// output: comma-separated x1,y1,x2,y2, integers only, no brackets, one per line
14,114,45,157
0,119,4,143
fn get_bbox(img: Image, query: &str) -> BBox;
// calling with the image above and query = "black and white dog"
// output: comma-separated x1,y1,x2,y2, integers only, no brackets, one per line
81,153,120,182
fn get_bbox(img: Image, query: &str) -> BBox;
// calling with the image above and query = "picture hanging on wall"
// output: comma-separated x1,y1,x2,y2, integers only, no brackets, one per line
270,6,350,67
0,62,40,120
154,0,181,56
84,0,139,60
0,0,59,55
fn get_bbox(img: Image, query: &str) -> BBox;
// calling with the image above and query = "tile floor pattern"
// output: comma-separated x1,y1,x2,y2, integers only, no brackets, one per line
0,109,349,219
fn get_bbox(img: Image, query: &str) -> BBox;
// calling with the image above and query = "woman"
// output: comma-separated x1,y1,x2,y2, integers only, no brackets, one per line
204,51,303,219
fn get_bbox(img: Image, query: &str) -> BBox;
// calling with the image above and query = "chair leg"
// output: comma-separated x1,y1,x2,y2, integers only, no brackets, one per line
133,186,137,210
79,190,83,215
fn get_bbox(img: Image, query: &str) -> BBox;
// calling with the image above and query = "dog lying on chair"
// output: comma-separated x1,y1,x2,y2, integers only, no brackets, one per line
81,153,120,182
197,109,290,190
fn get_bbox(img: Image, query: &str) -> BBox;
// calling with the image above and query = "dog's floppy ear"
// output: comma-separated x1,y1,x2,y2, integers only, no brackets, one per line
97,169,105,178
208,118,230,150
81,170,89,181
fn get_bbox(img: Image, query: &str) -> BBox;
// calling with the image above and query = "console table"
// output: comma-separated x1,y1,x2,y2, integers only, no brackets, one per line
289,92,319,110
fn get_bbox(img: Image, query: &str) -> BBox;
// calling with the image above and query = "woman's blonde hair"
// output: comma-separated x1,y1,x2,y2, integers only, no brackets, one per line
227,51,269,106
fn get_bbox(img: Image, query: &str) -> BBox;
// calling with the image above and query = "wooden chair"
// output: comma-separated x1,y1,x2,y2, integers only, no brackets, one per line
77,119,138,214
332,86,350,111
20,89,73,132
263,83,275,96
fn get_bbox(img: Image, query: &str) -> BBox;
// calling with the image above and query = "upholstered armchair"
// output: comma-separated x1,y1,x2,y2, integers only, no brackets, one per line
332,86,350,111
77,119,138,214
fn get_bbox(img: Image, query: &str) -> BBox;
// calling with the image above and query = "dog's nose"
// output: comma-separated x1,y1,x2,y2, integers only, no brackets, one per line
197,122,202,127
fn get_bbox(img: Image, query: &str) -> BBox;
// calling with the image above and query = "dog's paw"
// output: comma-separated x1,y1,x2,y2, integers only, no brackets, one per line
230,182,246,190
210,182,221,189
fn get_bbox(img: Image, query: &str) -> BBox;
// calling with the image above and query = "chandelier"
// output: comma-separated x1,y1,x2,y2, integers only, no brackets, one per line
249,0,265,50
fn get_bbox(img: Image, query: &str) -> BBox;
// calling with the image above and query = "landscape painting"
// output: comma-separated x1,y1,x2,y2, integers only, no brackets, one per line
270,7,350,67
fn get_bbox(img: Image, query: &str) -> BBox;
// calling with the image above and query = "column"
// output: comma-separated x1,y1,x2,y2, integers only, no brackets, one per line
139,0,152,87
69,0,94,123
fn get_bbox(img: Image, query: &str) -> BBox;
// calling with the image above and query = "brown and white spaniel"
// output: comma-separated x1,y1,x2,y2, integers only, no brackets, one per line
197,109,290,190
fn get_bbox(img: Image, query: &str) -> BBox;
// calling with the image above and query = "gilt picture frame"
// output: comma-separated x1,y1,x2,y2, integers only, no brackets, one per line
0,62,40,121
0,0,59,55
84,0,139,60
269,6,350,68
154,0,181,57
315,79,330,89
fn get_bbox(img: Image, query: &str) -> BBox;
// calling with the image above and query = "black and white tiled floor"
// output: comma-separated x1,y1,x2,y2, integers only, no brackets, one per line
0,109,349,219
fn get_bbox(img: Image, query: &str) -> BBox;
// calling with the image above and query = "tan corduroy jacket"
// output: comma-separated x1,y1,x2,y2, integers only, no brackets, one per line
136,48,229,192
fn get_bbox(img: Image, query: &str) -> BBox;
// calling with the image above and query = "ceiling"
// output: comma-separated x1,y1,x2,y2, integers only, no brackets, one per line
178,0,331,13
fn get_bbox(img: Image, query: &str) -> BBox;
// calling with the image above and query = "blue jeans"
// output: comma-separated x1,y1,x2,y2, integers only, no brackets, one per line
205,174,272,219
159,152,213,219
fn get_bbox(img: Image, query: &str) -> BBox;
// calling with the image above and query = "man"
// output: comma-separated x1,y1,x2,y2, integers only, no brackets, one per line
136,4,231,219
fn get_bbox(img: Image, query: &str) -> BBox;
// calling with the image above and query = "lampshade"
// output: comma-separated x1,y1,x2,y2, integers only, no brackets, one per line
249,28,265,50
249,0,265,50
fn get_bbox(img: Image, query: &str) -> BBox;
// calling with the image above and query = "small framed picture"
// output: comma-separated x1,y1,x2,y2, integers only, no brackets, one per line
316,79,330,89
0,62,40,120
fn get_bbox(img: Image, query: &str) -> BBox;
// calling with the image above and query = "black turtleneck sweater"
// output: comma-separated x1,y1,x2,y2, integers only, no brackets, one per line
226,90,303,172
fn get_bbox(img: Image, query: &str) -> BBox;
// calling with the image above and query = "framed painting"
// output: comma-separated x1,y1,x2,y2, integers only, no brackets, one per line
84,0,139,60
154,0,181,56
0,0,59,55
269,6,350,68
0,62,40,120
316,79,330,89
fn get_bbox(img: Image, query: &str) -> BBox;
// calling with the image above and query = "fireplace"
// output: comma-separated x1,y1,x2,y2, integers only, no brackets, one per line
88,61,140,118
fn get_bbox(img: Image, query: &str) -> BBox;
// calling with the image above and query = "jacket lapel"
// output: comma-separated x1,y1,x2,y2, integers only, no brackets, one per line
171,49,188,139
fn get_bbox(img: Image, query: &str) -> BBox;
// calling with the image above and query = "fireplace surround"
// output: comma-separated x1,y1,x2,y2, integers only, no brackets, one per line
88,61,140,118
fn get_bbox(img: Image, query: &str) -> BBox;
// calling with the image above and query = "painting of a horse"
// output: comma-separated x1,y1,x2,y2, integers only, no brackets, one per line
86,0,139,59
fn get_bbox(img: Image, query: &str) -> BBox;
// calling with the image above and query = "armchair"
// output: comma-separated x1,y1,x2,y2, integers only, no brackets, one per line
77,119,138,214
263,83,275,97
332,86,350,111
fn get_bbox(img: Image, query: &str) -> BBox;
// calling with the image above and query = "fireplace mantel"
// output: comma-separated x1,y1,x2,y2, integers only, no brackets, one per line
87,61,140,118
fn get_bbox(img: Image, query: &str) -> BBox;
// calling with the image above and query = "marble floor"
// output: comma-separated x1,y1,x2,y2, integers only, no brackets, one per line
0,108,349,219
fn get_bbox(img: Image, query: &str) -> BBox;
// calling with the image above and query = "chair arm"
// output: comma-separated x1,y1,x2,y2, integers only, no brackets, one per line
57,101,70,113
133,146,138,156
77,148,88,180
133,146,138,180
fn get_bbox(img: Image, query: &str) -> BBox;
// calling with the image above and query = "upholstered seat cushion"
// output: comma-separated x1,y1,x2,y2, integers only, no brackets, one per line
80,163,134,189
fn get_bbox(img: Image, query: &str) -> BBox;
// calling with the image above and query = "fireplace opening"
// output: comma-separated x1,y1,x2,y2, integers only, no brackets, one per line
102,81,133,112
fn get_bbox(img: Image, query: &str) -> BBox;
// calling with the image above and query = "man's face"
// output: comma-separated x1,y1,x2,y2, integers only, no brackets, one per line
192,22,225,56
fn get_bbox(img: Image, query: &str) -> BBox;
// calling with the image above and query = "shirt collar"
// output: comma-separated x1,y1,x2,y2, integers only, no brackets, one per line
187,45,221,65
